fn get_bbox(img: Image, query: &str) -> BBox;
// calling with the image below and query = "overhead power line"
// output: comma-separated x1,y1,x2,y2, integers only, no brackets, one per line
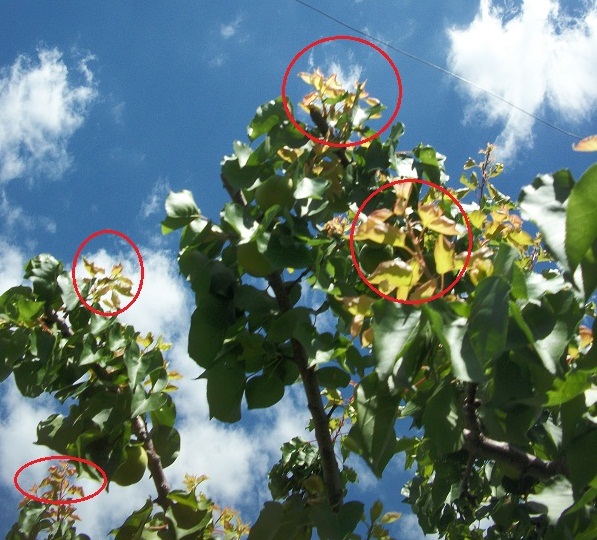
295,0,582,140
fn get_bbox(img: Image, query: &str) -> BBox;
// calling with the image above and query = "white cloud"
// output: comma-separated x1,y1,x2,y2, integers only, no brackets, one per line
327,61,363,94
220,16,242,39
140,178,170,219
0,48,97,183
0,239,26,288
396,513,439,540
447,0,597,160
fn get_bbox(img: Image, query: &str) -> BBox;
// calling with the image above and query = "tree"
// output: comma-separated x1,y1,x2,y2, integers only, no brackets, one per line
2,68,597,539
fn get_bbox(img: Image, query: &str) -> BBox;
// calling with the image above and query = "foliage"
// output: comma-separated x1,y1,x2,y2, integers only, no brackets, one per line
7,461,88,540
2,69,597,539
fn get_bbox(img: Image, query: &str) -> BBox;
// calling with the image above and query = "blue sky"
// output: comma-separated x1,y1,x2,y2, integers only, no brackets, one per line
0,1,596,537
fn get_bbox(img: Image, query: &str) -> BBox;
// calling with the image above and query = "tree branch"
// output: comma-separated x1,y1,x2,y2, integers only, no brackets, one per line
43,306,73,338
132,415,171,510
462,383,568,481
267,272,344,510
221,173,344,510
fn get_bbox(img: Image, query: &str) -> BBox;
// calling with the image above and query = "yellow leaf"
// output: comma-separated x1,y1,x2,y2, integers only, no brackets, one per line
573,134,597,152
469,210,486,229
83,258,105,276
433,234,455,275
353,218,406,247
338,295,375,318
507,229,534,248
368,259,422,291
579,325,593,350
418,203,464,235
393,181,414,203
468,258,493,286
411,279,438,300
368,208,393,222
111,263,123,277
361,326,374,348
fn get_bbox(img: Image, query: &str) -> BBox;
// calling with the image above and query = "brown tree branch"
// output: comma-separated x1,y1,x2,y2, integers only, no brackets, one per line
132,415,171,510
462,383,568,481
220,173,344,510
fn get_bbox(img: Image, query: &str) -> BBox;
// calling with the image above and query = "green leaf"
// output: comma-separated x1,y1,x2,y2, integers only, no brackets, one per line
161,190,201,234
566,163,597,271
294,177,329,200
268,307,312,344
545,371,591,406
206,360,246,423
346,372,399,477
266,231,314,269
311,501,364,540
423,301,485,382
372,301,421,380
0,327,28,382
246,374,285,409
493,243,518,282
248,498,310,540
526,477,574,524
149,394,177,428
109,499,153,539
422,379,464,455
131,388,168,418
315,366,351,389
248,98,286,141
24,254,63,302
221,154,262,191
148,425,180,468
522,290,581,375
0,286,45,323
233,140,253,167
467,276,510,364
519,170,574,272
188,294,236,369
566,429,597,493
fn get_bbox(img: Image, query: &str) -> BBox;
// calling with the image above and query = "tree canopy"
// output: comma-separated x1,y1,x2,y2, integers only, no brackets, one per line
2,69,597,539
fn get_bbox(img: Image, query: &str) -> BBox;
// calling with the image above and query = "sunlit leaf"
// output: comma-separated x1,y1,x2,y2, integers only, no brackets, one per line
433,234,455,275
572,134,597,152
353,218,406,247
418,203,464,235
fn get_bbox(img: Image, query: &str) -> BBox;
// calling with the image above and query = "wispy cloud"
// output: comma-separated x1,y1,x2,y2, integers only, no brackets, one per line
220,16,242,39
140,178,170,219
447,0,597,160
0,48,98,183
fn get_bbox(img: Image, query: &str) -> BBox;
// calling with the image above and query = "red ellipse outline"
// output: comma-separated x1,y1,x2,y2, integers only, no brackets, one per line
349,179,473,305
282,35,403,148
71,229,144,317
13,455,108,504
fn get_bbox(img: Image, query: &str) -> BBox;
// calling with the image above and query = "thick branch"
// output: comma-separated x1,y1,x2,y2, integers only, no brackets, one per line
220,173,344,510
132,415,171,510
268,272,344,510
462,383,568,481
43,306,73,338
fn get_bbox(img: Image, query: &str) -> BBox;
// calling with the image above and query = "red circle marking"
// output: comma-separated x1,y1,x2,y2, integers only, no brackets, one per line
282,35,403,148
14,455,107,504
349,179,473,305
71,229,144,317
